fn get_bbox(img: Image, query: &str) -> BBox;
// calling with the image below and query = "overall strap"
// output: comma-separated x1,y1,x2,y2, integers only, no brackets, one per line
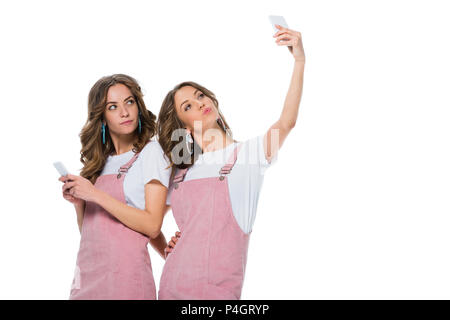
219,143,242,177
117,151,140,179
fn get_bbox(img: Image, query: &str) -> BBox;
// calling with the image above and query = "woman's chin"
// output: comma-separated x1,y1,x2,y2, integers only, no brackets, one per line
111,128,138,137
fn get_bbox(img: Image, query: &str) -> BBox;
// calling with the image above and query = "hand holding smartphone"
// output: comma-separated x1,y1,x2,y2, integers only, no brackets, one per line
269,15,294,53
55,161,83,205
268,15,289,32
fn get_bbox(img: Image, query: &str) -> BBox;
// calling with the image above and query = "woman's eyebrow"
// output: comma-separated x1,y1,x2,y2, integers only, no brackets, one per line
180,90,199,110
106,96,134,105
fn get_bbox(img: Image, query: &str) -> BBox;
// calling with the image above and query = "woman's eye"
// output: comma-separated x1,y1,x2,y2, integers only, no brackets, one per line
127,99,135,104
184,104,191,111
108,105,117,110
199,93,204,98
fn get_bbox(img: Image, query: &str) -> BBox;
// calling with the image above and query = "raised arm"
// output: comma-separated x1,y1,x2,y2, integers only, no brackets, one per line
264,25,305,162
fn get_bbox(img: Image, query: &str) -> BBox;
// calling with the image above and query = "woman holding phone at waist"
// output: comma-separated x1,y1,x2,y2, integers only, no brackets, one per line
59,74,172,299
157,25,305,299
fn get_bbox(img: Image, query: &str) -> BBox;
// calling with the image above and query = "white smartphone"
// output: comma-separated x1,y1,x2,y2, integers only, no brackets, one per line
53,161,69,176
268,15,289,33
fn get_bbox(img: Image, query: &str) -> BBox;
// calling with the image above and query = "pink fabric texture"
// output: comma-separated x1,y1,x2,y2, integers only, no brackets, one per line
159,144,250,300
70,150,156,300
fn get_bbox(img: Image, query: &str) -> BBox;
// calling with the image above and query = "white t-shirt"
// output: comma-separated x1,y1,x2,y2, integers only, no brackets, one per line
100,140,172,210
167,134,277,234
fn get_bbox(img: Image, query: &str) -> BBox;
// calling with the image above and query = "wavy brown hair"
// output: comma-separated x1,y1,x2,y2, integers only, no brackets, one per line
157,81,233,178
79,74,156,184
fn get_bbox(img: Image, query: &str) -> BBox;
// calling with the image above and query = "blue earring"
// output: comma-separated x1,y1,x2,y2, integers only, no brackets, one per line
138,111,142,133
101,123,106,144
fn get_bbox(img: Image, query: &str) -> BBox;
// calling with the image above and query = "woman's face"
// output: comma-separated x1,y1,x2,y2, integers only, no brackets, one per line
103,83,139,136
174,85,219,133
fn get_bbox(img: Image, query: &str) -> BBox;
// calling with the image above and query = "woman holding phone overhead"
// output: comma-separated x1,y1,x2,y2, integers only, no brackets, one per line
157,24,305,299
59,74,171,299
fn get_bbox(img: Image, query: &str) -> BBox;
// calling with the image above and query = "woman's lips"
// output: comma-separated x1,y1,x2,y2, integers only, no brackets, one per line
120,120,133,125
203,107,211,115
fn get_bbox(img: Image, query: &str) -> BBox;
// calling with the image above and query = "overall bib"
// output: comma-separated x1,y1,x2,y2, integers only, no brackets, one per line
70,151,156,300
159,143,250,300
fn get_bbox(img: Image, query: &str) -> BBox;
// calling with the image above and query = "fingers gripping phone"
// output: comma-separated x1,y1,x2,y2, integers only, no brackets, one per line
269,15,292,52
268,15,289,32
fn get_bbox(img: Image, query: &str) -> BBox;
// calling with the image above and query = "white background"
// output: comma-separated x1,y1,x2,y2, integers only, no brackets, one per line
0,0,449,299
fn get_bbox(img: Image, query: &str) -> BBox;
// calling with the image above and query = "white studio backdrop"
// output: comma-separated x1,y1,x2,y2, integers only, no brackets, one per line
0,0,449,299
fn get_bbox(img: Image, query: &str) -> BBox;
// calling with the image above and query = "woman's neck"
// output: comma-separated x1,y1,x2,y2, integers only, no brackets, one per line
110,133,136,155
192,124,234,153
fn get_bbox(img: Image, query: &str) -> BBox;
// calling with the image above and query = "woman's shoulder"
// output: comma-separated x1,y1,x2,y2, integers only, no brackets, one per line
140,139,164,154
235,135,263,156
236,134,274,167
139,139,169,162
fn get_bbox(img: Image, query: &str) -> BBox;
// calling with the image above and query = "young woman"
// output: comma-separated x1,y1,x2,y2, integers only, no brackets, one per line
157,25,305,299
59,74,171,300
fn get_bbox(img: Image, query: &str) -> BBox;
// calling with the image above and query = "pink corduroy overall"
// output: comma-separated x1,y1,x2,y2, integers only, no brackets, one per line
70,151,156,300
159,143,250,300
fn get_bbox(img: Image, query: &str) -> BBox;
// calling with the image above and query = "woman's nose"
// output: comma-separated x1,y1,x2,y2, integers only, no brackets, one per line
120,105,129,116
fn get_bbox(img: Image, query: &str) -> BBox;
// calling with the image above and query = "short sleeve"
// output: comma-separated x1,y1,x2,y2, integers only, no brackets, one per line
258,134,275,168
243,135,278,174
139,141,172,189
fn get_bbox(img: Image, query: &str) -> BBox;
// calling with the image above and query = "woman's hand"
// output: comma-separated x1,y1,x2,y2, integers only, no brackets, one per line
273,24,305,62
59,175,85,207
164,231,181,257
59,174,99,203
61,188,85,207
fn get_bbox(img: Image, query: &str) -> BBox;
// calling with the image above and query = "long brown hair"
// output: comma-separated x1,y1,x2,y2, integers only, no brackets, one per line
79,74,156,184
157,81,233,177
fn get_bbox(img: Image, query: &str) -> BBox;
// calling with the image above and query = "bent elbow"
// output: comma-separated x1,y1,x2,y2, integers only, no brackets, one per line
146,225,162,239
281,120,296,131
148,230,160,240
143,210,163,239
